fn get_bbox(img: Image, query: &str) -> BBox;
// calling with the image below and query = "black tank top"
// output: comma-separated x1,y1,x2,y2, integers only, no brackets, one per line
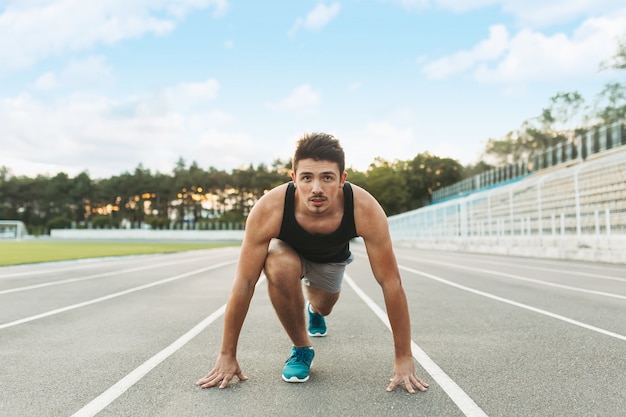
278,182,358,263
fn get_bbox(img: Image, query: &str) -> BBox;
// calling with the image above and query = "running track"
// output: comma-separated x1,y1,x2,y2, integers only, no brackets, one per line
1,245,624,417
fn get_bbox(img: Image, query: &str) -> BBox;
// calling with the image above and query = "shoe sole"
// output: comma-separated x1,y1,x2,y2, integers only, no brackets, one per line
282,375,310,383
307,331,327,337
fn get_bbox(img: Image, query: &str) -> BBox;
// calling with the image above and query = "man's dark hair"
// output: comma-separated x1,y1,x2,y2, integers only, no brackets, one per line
293,132,345,174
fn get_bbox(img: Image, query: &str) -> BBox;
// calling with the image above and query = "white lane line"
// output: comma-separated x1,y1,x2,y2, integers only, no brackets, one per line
70,305,227,417
69,276,266,417
0,247,238,279
399,265,626,342
0,257,228,295
0,263,112,279
0,261,237,330
465,260,626,283
395,256,626,300
399,255,626,284
344,274,489,417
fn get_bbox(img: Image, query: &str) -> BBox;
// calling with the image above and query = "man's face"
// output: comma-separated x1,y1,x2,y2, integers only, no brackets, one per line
291,158,347,215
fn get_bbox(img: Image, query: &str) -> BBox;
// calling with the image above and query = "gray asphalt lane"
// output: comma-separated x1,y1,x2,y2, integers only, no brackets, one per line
0,245,624,416
385,247,626,417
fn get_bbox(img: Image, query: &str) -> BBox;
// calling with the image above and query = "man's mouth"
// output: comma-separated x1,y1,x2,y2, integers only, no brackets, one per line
310,196,326,204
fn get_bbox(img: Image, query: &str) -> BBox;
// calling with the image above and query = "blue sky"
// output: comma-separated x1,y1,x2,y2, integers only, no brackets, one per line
1,0,625,179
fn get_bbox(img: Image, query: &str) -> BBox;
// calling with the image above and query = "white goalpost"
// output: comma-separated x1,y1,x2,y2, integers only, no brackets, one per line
0,220,28,240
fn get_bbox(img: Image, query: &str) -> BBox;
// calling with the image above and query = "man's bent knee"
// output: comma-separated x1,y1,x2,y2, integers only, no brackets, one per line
307,286,340,316
264,239,303,286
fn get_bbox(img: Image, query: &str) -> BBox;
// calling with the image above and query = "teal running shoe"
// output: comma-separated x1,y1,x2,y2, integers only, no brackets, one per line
282,346,315,383
307,302,327,337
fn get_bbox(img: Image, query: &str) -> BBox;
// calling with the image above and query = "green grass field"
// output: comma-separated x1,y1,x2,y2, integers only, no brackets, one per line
0,240,237,266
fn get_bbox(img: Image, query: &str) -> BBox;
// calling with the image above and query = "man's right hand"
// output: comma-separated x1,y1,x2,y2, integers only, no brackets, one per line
195,355,248,389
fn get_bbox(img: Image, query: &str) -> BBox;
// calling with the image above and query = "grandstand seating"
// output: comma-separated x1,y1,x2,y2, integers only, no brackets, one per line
432,120,624,203
388,135,626,263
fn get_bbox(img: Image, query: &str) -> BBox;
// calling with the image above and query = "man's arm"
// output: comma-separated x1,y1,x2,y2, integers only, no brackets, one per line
196,186,285,389
194,239,268,389
353,186,429,394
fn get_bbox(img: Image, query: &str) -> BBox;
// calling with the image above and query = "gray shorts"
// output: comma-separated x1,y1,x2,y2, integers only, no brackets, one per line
300,253,354,293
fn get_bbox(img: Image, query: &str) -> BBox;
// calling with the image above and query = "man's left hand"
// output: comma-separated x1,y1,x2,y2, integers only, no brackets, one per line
386,356,429,394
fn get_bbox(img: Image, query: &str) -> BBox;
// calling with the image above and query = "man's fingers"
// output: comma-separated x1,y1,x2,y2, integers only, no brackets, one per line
403,376,416,394
386,375,429,393
196,372,225,389
218,374,233,389
404,375,429,393
412,375,429,391
196,371,249,389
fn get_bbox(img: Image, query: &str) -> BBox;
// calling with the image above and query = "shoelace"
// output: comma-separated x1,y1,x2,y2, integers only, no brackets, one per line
310,313,323,328
310,312,324,327
287,349,311,364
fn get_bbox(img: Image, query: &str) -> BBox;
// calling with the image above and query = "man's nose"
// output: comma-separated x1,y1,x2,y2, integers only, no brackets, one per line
311,179,322,193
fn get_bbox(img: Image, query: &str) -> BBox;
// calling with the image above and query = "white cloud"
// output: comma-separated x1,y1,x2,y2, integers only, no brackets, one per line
0,0,228,73
265,84,321,115
32,72,60,90
432,0,498,13
379,0,430,10
30,55,115,91
0,79,238,179
496,0,625,27
63,55,114,80
422,24,508,79
428,0,624,27
422,11,626,84
132,78,220,115
289,3,340,36
477,14,626,83
165,79,220,103
342,122,415,170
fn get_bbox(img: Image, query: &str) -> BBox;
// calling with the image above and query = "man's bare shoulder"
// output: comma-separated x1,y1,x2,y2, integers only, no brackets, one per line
254,182,289,210
245,182,289,238
350,182,380,211
350,182,388,237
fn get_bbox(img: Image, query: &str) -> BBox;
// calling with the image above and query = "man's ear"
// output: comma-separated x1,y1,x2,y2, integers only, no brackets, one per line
340,171,348,187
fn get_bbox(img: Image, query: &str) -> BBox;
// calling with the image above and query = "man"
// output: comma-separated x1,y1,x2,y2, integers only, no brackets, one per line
195,133,429,394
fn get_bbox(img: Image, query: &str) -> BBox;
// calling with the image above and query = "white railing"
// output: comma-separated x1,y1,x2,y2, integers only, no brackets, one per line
388,147,626,263
432,121,625,202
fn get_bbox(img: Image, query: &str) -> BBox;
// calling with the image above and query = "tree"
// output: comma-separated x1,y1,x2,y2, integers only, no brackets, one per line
404,153,463,209
543,91,587,139
594,82,626,125
482,92,585,167
69,172,92,223
365,158,408,216
600,36,626,71
0,166,12,219
482,133,519,166
463,160,494,178
42,173,72,219
345,167,368,189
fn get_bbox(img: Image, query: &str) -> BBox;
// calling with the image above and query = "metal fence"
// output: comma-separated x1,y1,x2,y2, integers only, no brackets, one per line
432,121,625,202
389,146,626,242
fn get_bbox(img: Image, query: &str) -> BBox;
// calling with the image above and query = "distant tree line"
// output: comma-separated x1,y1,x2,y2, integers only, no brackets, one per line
0,154,465,235
1,39,624,235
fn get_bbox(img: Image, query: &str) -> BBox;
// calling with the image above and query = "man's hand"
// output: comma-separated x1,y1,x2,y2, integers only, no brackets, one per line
386,355,429,394
195,355,248,389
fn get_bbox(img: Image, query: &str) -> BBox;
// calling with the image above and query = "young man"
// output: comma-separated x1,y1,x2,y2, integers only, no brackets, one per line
196,133,429,394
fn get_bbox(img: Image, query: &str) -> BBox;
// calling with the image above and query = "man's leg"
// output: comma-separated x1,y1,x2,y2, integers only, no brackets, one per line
306,286,340,316
264,239,310,348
